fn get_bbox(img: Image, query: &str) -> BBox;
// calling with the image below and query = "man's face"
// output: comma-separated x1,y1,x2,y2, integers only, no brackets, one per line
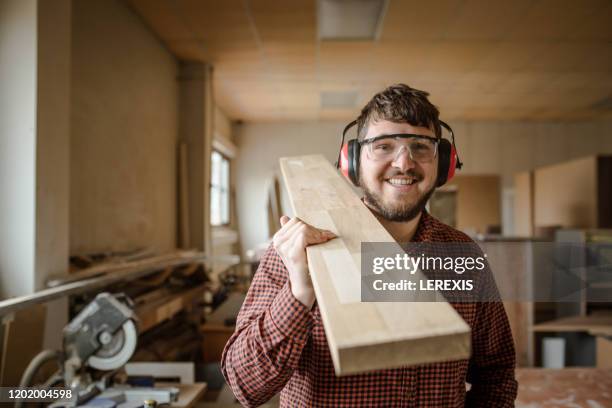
359,120,438,222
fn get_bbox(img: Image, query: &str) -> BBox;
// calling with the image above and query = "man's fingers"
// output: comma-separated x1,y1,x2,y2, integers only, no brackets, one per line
276,216,338,248
323,230,337,238
304,228,336,245
280,215,291,226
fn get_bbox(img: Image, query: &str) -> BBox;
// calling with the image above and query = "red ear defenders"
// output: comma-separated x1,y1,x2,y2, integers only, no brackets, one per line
335,120,463,187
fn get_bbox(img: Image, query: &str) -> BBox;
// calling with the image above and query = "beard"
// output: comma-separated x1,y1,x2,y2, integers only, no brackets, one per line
360,171,436,222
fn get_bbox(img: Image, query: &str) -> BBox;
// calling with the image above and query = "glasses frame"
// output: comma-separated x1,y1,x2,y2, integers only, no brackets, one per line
360,133,440,162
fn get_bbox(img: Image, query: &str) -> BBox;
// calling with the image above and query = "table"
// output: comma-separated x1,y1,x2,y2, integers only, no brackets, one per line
156,382,207,408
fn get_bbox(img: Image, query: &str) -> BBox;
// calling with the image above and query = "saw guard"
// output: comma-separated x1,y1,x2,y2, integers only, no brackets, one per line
87,319,137,371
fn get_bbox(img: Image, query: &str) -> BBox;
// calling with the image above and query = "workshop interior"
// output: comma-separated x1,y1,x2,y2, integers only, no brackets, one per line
1,0,612,406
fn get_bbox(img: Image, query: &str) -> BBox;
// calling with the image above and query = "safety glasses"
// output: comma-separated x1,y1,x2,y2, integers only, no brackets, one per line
360,134,439,163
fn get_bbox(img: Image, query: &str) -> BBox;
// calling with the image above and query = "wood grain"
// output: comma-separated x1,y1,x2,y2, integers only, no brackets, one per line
280,154,470,375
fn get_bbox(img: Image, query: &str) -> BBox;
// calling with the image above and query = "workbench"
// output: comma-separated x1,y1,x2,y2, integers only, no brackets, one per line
515,368,612,407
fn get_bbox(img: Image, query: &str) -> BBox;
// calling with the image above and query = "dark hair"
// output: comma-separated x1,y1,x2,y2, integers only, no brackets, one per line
356,84,441,140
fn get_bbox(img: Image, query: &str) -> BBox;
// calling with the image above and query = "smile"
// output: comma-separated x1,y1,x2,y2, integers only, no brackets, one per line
386,177,417,186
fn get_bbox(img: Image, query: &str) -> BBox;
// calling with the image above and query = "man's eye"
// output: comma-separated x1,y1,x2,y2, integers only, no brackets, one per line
374,144,391,151
412,142,430,151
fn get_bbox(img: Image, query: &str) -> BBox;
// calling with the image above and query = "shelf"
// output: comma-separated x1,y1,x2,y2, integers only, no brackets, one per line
531,315,612,336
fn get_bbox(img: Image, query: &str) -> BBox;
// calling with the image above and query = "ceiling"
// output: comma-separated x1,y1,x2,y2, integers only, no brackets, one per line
128,0,612,122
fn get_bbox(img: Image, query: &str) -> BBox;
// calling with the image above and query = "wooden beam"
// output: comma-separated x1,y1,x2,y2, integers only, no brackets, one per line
280,155,470,375
0,252,206,317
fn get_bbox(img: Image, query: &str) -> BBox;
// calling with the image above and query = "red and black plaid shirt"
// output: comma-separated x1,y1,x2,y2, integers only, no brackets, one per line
221,211,517,407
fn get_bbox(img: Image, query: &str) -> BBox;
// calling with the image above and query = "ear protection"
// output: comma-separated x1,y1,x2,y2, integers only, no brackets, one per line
335,120,463,187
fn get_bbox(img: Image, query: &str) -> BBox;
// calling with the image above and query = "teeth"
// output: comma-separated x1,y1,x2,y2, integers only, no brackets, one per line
388,178,414,185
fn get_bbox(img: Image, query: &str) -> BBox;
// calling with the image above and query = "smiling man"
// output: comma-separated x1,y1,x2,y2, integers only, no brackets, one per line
221,84,517,407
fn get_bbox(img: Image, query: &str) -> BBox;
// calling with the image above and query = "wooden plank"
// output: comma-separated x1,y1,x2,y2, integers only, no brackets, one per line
0,253,206,317
127,362,195,384
136,284,206,332
47,250,203,287
279,154,470,375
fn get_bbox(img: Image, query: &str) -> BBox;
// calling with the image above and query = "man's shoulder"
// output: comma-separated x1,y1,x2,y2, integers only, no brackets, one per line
424,213,474,243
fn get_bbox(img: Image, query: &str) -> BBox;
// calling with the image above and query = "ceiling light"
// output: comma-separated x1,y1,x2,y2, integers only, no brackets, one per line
318,0,388,41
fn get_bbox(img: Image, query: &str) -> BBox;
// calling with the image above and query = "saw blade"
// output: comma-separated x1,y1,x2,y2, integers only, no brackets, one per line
88,320,137,371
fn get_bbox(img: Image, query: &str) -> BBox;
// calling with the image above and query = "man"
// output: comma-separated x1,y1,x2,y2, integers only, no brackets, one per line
221,84,517,407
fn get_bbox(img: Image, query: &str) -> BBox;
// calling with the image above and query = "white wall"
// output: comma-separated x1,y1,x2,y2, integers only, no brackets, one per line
0,0,37,297
235,121,345,255
235,119,612,254
70,0,178,254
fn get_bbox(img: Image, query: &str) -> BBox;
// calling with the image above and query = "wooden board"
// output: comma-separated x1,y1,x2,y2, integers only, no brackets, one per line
47,250,203,287
136,284,206,332
279,154,470,375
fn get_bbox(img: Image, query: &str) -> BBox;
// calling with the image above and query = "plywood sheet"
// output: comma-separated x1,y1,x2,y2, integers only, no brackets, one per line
279,155,470,375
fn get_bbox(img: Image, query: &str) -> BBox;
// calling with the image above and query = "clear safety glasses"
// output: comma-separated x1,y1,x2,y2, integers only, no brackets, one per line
360,134,439,163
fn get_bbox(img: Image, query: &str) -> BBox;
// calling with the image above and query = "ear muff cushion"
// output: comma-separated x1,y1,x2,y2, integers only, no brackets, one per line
348,139,360,186
437,139,452,187
340,143,350,179
447,145,457,182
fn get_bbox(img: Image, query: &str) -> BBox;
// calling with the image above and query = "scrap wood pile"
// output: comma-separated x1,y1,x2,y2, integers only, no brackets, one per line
54,248,212,362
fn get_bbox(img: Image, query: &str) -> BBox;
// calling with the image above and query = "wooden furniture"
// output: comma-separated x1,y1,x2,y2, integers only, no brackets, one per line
515,368,612,407
442,175,501,234
597,337,612,368
532,315,612,336
533,155,612,231
478,238,557,367
200,293,245,363
156,382,207,408
532,314,612,368
279,154,470,376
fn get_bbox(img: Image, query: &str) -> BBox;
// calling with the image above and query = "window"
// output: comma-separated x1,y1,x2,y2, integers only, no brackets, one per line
210,150,230,226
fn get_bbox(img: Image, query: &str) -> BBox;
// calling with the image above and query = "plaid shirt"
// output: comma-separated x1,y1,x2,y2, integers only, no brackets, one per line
221,211,517,407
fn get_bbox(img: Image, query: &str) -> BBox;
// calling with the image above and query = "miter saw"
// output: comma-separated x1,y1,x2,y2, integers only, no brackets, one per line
20,293,178,407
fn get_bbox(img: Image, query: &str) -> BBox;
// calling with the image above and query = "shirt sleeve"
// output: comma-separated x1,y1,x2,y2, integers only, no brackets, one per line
465,263,518,407
221,244,314,407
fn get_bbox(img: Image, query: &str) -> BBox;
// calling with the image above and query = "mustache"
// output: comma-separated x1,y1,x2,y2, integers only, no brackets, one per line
384,170,424,181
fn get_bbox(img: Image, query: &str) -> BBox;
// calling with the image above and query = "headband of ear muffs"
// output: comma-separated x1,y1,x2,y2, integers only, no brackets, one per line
335,120,463,187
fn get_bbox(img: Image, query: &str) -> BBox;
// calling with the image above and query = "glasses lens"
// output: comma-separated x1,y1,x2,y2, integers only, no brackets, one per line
368,137,437,162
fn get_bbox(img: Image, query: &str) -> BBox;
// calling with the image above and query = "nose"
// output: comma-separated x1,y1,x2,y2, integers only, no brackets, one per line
391,145,416,172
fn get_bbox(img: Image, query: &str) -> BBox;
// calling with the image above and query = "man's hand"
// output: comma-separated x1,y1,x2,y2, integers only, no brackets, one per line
272,216,337,308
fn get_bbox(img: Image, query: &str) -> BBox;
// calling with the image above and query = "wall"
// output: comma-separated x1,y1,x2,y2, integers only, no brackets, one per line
236,119,612,254
70,0,178,254
235,121,344,254
0,0,37,297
